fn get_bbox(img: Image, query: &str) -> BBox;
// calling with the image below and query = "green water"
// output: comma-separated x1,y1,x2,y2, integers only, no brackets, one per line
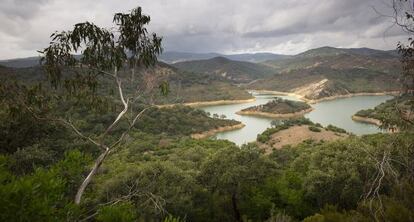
200,94,393,145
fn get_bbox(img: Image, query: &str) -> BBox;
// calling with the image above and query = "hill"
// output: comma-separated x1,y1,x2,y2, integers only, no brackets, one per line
256,118,348,153
0,56,42,68
295,46,398,59
0,61,252,104
158,51,289,63
249,47,401,101
173,56,277,83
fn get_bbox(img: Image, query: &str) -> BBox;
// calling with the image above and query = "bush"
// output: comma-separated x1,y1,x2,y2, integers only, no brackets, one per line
0,150,89,221
242,98,311,114
325,125,347,134
96,202,137,222
10,145,54,175
308,126,322,132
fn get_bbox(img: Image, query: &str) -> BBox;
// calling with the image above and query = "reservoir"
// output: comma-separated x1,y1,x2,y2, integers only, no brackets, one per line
199,94,393,145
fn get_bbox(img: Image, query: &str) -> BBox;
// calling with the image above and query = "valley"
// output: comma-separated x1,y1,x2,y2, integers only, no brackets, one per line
199,93,392,145
1,45,412,222
2,2,414,221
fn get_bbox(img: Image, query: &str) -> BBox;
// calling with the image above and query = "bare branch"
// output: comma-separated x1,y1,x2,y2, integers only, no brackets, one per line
22,104,106,151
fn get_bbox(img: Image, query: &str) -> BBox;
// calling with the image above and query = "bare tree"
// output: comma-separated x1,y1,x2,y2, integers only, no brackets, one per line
371,0,414,130
358,2,414,220
34,6,165,204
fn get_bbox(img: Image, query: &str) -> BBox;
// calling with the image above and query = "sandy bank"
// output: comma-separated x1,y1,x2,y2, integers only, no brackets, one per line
191,123,245,139
157,98,256,108
352,115,382,126
249,90,306,101
307,91,400,104
248,90,399,104
236,107,314,118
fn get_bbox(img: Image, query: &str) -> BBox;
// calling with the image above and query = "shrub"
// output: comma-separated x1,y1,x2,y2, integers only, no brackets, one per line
308,126,322,132
96,202,137,222
325,125,347,134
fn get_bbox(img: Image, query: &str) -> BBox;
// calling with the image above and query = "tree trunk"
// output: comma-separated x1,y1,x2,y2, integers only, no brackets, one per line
232,193,242,222
74,148,110,204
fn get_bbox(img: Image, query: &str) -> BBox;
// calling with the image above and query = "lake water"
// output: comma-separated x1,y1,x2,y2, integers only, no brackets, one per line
199,94,393,145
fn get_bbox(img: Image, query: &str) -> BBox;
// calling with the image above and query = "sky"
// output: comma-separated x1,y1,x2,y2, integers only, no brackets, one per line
0,0,410,59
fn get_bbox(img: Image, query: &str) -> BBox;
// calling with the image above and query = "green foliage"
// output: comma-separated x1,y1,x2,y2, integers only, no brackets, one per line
40,6,162,89
2,3,413,222
242,97,311,114
308,126,322,132
257,118,318,143
135,106,240,136
173,56,276,83
10,145,54,175
0,150,89,221
355,95,414,131
325,124,347,134
250,48,401,100
163,215,185,222
96,202,138,222
266,210,294,222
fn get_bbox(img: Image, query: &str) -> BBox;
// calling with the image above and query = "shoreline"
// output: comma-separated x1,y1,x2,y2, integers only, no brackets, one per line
157,90,398,109
236,107,314,118
307,91,400,104
351,115,382,126
157,98,256,108
248,90,307,101
190,123,245,139
248,90,399,104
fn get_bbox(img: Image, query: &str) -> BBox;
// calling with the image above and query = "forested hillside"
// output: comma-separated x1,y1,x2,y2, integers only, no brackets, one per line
248,47,401,101
158,51,289,63
1,4,414,222
0,61,252,105
173,56,277,83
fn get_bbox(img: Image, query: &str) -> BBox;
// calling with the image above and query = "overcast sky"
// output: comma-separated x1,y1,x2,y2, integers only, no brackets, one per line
0,0,410,59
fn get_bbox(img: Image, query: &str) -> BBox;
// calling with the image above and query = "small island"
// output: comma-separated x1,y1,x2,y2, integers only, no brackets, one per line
236,98,313,118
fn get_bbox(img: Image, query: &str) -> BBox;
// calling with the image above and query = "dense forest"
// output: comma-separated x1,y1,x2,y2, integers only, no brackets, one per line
1,4,414,222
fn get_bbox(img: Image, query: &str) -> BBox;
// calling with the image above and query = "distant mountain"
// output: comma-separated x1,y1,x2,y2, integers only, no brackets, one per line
226,53,290,63
1,46,402,102
0,60,252,104
262,46,400,73
0,52,288,68
158,51,289,63
0,56,41,68
296,46,399,59
173,56,277,83
249,47,402,101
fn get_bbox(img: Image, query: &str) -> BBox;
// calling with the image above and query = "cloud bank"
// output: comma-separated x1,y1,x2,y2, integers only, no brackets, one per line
0,0,409,59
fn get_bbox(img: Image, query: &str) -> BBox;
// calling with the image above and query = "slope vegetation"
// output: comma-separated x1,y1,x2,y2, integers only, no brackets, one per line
249,47,401,101
173,56,277,83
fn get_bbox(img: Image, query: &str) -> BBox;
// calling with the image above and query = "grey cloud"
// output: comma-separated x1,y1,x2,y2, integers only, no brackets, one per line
242,0,392,38
0,0,409,59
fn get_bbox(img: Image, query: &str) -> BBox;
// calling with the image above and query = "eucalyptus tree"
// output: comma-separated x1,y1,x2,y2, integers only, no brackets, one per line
37,6,164,204
388,0,414,128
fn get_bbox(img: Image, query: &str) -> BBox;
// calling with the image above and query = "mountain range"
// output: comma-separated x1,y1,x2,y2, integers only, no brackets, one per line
158,51,290,63
0,46,403,102
248,47,401,101
172,56,277,83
